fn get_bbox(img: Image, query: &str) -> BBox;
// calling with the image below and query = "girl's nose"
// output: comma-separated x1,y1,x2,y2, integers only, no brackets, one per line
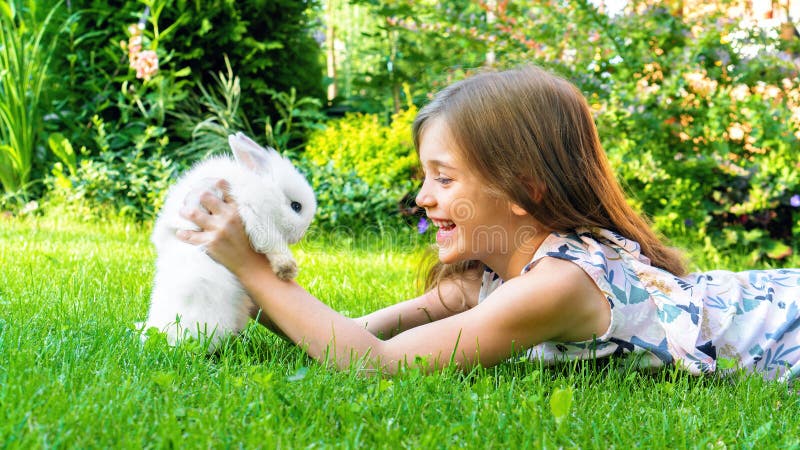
416,181,435,208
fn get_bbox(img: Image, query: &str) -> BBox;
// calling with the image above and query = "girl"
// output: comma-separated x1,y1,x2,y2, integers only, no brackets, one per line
178,66,800,381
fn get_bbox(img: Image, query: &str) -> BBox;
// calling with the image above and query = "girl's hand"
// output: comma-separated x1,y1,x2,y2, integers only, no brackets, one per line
176,179,264,277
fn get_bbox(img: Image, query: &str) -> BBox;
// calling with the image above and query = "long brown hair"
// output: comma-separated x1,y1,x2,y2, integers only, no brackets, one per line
415,66,686,290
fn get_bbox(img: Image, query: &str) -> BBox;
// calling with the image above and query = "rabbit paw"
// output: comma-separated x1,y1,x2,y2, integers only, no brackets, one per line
270,254,298,280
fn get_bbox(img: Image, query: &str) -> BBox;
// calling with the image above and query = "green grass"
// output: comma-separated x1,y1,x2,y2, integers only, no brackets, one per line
1,216,799,448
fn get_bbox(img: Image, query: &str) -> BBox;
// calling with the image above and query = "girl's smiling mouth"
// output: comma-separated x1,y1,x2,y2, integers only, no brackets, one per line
429,217,457,243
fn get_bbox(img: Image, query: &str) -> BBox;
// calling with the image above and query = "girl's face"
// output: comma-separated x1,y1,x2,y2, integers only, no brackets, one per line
416,118,531,265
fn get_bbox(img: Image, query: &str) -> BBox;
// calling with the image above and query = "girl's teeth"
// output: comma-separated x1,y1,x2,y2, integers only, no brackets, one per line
433,219,455,228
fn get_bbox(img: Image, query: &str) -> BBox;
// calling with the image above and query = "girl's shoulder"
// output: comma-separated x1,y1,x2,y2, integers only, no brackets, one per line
507,255,612,342
477,230,614,343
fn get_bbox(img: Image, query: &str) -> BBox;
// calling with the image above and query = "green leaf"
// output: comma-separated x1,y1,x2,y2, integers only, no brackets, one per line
48,132,77,176
151,370,176,389
0,144,14,159
173,67,192,78
0,1,13,22
764,239,792,260
716,357,738,370
251,370,274,389
549,386,574,423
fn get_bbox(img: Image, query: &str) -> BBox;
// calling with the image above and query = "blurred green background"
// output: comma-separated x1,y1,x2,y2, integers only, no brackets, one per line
1,0,799,265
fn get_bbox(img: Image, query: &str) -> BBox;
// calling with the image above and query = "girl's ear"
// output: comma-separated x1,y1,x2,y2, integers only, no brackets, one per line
525,178,546,204
511,203,528,216
531,187,544,204
512,177,547,209
229,132,275,173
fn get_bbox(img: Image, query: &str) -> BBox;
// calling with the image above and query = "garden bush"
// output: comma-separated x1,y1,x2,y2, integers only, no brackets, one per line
385,1,800,262
581,5,800,262
4,0,799,255
46,0,324,155
156,0,325,124
45,115,176,221
299,105,420,232
0,0,326,220
35,0,192,220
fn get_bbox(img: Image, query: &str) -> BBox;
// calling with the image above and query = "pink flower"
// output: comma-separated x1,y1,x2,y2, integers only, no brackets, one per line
127,35,143,63
133,50,159,80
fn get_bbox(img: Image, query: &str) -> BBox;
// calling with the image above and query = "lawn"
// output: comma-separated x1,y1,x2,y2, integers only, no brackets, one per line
1,216,798,448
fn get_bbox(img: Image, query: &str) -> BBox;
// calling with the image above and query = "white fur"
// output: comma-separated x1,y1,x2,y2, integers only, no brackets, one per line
142,132,316,351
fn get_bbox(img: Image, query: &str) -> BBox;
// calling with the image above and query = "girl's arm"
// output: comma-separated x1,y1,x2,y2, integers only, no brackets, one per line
232,254,604,374
354,271,483,339
179,184,609,374
251,293,462,343
250,304,290,341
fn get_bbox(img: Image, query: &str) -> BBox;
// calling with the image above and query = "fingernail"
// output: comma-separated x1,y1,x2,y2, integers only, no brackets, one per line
176,230,188,240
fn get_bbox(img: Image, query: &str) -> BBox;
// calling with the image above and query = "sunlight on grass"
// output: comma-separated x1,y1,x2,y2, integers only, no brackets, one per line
1,216,798,447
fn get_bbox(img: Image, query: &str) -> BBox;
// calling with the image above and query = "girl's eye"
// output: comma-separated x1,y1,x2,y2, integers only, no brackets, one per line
435,177,453,185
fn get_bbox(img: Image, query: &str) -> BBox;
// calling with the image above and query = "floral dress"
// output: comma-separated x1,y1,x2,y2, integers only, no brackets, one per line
478,228,800,382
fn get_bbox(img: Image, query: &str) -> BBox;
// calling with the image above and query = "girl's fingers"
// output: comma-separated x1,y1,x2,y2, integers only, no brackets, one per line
199,190,227,215
176,228,207,246
176,179,235,244
215,179,233,203
179,205,210,228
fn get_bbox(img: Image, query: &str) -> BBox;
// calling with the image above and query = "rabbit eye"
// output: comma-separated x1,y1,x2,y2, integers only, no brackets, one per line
290,201,302,213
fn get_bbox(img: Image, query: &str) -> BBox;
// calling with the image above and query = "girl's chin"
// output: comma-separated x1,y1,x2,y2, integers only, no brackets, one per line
436,238,466,264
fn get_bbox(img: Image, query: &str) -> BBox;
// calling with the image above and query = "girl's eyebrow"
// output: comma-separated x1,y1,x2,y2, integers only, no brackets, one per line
427,159,456,170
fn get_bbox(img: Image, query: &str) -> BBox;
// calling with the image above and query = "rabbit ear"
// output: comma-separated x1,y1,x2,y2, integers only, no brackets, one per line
228,132,277,173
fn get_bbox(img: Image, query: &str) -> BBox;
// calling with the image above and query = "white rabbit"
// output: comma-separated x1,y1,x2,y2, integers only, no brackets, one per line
142,132,316,351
